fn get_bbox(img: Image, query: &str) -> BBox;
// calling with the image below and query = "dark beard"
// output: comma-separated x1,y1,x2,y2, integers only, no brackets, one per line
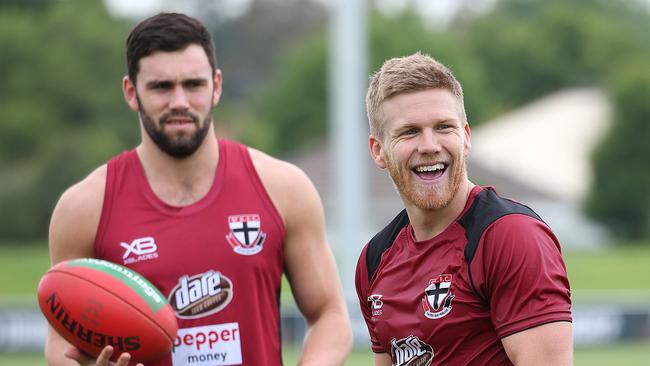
137,98,212,158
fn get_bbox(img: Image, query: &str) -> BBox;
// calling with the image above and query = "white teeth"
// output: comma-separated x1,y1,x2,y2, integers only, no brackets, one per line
415,163,444,172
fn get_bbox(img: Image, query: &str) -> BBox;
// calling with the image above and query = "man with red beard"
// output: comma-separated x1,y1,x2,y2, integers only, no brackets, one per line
355,53,573,366
45,12,352,366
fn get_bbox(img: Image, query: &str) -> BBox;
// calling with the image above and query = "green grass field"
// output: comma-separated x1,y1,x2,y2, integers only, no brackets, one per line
2,342,650,366
1,243,649,365
4,242,650,301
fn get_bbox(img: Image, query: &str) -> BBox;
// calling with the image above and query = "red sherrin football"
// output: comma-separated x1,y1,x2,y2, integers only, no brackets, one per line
37,258,178,363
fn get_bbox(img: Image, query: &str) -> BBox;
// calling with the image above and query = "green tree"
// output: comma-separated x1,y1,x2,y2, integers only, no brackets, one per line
587,58,650,239
462,0,650,115
245,10,490,155
243,0,650,240
0,0,135,241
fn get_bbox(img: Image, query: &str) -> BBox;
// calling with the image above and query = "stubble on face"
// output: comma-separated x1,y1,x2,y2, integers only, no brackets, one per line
383,140,467,211
137,96,213,159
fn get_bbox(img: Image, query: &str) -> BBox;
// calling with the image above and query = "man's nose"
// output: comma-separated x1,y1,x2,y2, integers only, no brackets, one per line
169,87,190,110
417,129,442,154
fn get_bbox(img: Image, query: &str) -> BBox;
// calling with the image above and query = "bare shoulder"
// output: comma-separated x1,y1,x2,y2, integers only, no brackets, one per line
248,147,313,189
49,165,107,263
247,147,321,221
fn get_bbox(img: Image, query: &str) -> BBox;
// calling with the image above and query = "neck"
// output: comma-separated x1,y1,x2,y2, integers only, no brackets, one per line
136,126,219,206
406,179,475,242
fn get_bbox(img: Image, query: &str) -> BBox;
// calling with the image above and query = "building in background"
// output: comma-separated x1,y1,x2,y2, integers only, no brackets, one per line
289,87,613,250
469,87,612,249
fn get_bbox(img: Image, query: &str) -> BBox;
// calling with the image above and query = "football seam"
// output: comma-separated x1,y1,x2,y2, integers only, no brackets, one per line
47,269,176,344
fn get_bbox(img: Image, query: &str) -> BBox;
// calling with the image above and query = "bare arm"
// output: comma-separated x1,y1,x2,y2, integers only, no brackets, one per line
501,321,573,366
44,166,141,366
251,149,353,365
375,352,392,366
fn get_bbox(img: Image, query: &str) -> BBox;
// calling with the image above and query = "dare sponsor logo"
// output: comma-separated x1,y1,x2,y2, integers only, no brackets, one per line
172,323,242,366
390,335,434,366
168,271,233,319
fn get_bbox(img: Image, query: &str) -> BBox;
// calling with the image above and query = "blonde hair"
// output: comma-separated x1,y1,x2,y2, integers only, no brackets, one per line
366,52,466,139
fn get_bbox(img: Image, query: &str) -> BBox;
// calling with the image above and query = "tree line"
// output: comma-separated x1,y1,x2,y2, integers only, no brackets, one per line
0,0,648,242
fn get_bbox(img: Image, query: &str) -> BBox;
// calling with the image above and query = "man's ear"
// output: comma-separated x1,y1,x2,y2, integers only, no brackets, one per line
122,76,139,112
212,69,223,106
463,121,472,157
370,134,387,169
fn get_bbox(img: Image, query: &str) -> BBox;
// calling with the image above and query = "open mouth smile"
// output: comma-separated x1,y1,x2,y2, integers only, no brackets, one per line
412,163,447,180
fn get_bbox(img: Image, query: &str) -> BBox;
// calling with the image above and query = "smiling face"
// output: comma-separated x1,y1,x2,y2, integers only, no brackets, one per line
123,44,222,158
370,88,471,211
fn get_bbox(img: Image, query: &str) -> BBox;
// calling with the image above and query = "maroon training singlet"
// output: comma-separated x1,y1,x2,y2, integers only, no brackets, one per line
95,139,286,366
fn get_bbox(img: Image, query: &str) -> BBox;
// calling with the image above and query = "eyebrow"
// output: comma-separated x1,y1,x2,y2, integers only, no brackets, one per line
145,80,173,89
144,78,209,89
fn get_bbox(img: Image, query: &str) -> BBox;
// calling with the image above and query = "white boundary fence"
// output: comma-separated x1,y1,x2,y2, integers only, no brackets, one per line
1,299,649,352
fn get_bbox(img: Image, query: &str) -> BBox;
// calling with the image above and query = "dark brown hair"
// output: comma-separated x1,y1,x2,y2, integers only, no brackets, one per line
126,13,217,83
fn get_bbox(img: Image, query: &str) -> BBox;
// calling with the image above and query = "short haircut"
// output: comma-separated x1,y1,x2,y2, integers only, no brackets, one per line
126,12,217,84
366,52,466,139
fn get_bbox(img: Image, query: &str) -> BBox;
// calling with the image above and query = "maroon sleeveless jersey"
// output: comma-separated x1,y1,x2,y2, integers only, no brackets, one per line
95,139,286,366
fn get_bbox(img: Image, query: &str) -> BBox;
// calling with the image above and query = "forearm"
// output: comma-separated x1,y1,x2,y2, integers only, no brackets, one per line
298,309,353,366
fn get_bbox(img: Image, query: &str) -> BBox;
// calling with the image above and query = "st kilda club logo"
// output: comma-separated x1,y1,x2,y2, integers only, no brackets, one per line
225,214,266,255
422,274,455,320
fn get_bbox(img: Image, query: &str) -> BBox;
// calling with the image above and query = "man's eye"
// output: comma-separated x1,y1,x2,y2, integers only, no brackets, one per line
185,80,204,88
152,83,172,90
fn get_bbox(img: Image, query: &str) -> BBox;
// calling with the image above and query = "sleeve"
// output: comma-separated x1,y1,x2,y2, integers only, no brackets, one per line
474,214,572,338
355,244,386,353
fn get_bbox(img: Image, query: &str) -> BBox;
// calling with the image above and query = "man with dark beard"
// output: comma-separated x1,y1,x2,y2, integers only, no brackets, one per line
355,53,573,366
44,13,352,366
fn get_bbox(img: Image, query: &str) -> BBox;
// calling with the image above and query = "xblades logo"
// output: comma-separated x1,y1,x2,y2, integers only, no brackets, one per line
368,294,383,316
120,237,159,264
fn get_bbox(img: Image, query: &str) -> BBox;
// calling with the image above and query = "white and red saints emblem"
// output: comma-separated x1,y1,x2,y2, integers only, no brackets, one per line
225,214,266,255
422,274,455,319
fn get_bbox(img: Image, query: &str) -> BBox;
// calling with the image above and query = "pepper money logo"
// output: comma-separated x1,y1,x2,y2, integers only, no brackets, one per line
168,270,233,319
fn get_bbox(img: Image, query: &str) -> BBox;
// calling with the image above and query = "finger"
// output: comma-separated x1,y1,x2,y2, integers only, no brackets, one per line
115,352,132,366
95,345,115,366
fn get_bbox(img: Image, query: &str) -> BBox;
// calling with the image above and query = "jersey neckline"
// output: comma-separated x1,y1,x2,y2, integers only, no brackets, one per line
130,138,227,217
406,185,486,247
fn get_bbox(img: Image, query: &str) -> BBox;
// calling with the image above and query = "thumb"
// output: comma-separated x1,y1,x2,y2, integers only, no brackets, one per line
64,345,93,363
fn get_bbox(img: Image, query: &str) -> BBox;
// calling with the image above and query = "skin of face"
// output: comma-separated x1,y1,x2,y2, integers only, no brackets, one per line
370,88,471,211
123,44,222,158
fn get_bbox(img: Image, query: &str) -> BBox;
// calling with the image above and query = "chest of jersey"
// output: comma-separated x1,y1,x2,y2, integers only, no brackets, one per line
95,142,286,366
366,224,506,364
97,201,284,312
